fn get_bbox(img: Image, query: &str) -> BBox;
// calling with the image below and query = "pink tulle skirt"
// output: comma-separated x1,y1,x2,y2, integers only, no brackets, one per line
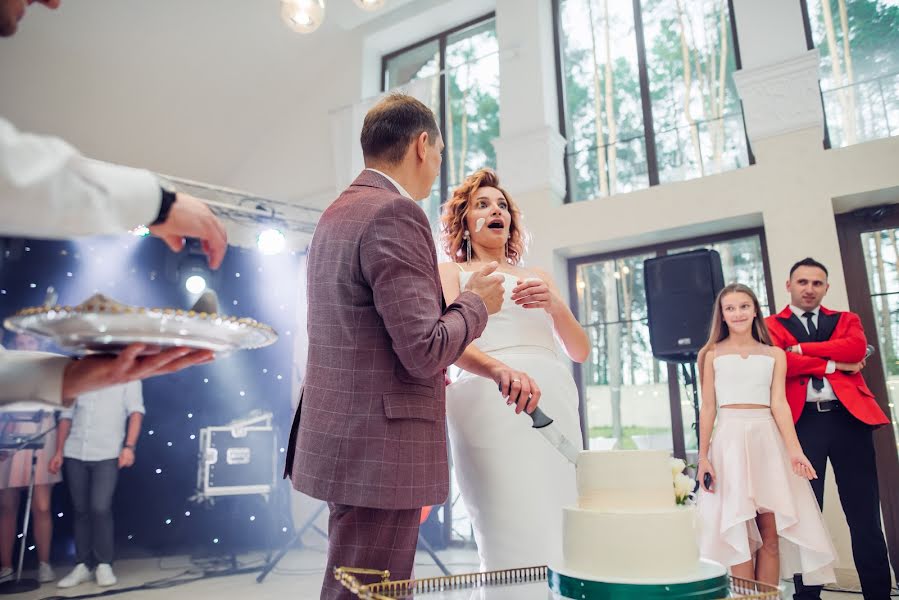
697,408,836,585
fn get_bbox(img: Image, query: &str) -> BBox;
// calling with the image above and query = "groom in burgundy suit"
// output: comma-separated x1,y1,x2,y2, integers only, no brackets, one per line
284,93,505,599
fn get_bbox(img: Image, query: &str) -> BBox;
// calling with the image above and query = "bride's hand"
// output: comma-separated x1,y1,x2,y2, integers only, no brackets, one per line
512,279,558,314
490,365,541,414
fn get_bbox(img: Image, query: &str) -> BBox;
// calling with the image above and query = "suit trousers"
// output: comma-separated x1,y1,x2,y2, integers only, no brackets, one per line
792,404,893,600
320,503,421,600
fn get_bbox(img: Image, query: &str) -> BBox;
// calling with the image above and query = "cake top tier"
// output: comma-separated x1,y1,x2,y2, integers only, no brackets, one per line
576,450,677,511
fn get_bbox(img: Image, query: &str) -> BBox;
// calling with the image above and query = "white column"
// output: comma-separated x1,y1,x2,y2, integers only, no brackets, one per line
731,0,825,158
493,0,567,204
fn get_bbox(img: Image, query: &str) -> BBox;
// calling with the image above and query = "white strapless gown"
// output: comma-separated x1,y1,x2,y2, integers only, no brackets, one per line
447,271,581,571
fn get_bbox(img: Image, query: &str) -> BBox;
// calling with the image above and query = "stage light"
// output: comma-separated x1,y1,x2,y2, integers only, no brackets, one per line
171,240,218,298
185,275,207,294
257,228,286,255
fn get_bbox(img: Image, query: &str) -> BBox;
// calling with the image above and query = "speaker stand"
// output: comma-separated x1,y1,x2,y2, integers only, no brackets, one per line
680,360,700,444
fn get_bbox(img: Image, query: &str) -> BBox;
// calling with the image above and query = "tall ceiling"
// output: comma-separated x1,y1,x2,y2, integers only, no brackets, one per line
0,0,418,202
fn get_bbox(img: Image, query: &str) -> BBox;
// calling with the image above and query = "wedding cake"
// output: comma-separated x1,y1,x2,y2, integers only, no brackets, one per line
548,450,729,600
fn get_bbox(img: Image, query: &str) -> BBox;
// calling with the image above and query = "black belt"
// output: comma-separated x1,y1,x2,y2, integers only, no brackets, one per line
809,399,841,412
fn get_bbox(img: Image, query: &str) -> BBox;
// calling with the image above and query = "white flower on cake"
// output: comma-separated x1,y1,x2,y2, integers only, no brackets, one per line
673,473,694,504
670,458,695,505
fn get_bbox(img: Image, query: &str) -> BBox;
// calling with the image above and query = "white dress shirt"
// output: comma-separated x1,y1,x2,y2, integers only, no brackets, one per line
365,168,413,200
0,346,70,407
789,305,838,402
59,381,145,462
1,116,164,404
0,117,161,239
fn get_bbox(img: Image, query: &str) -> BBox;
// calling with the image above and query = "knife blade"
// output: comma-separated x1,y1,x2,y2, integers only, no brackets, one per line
525,406,581,466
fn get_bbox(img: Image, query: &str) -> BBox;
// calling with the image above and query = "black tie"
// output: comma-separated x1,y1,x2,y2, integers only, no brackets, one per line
803,311,825,391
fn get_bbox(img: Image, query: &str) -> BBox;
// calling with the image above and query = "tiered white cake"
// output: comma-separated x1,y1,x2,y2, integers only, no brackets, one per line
560,450,699,581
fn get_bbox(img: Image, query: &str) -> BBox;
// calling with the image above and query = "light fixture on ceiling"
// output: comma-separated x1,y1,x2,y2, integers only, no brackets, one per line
354,0,385,11
281,0,325,34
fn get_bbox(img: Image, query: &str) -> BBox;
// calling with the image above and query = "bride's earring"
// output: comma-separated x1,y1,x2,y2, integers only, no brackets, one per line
463,230,472,263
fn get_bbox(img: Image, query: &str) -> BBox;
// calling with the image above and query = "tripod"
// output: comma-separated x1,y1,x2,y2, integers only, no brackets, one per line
0,410,55,594
256,500,327,583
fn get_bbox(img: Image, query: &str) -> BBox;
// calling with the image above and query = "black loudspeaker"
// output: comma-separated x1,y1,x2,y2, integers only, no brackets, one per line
644,249,725,362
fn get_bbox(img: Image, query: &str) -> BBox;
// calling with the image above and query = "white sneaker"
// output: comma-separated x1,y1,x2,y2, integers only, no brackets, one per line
95,564,116,587
57,564,92,588
0,567,12,583
37,562,55,583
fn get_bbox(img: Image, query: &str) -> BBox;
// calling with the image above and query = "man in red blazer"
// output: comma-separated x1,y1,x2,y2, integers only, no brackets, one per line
765,258,891,600
284,94,505,600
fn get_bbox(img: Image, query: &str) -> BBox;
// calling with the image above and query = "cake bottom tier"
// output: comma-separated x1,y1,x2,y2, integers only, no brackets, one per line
548,560,729,600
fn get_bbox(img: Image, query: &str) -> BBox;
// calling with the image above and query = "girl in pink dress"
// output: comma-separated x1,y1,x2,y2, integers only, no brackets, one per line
696,283,836,586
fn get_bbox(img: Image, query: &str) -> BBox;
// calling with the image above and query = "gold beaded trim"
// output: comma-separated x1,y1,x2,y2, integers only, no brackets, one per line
12,304,276,334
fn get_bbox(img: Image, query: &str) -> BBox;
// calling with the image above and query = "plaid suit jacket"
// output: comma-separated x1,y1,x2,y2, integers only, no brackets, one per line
285,170,488,509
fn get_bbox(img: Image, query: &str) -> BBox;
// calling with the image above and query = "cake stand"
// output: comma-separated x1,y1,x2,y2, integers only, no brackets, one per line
334,565,782,600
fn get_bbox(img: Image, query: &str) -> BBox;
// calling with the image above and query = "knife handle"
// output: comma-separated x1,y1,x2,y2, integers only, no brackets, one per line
526,406,554,429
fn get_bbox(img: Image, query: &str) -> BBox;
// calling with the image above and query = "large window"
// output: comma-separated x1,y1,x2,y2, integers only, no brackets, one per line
570,230,772,458
382,15,500,239
801,0,899,149
555,0,751,203
861,226,899,446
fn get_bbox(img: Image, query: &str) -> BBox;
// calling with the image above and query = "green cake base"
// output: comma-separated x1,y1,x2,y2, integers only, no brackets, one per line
548,559,730,600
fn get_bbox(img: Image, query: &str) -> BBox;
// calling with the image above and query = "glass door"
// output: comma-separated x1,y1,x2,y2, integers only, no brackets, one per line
836,204,899,579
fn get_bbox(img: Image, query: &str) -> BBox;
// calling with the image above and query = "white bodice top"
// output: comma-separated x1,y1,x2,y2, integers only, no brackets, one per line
458,269,557,355
713,350,775,407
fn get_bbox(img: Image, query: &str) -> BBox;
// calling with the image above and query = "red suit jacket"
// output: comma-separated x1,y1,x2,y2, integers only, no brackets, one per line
765,306,888,426
284,170,488,510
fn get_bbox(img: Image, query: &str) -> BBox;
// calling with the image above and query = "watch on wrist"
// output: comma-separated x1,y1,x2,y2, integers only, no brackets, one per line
151,179,177,226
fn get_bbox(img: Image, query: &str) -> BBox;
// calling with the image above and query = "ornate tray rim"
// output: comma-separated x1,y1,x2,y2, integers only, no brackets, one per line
334,566,782,600
9,303,274,333
5,302,278,353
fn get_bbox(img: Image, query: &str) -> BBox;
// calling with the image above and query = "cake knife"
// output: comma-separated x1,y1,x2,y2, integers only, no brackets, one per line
525,406,581,466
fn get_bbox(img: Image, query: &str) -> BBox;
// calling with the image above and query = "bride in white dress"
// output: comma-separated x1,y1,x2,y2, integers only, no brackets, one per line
437,168,589,571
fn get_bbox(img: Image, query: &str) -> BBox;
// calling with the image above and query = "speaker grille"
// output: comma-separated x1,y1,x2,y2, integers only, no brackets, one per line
643,249,725,362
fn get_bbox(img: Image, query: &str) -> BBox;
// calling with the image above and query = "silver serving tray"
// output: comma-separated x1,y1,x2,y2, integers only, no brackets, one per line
4,293,277,356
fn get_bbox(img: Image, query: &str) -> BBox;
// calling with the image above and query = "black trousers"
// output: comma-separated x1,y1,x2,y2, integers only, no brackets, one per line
792,403,893,600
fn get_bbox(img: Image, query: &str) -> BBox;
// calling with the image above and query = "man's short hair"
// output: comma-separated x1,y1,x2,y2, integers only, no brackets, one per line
360,93,440,166
789,257,829,278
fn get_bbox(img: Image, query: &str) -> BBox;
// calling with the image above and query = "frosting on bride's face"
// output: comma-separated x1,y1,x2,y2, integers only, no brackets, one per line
465,186,510,249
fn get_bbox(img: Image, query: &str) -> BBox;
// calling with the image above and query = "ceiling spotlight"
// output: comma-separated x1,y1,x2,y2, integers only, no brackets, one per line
185,275,207,295
281,0,325,33
257,228,286,256
354,0,385,10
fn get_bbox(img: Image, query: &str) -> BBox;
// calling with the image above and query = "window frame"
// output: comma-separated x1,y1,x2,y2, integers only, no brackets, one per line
551,0,755,204
566,226,774,458
380,11,497,208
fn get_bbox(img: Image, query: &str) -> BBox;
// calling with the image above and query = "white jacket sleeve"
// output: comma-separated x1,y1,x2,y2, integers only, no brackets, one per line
0,347,70,407
0,117,161,239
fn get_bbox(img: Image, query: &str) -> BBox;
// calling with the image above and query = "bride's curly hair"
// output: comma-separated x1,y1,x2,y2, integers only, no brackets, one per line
440,168,528,265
